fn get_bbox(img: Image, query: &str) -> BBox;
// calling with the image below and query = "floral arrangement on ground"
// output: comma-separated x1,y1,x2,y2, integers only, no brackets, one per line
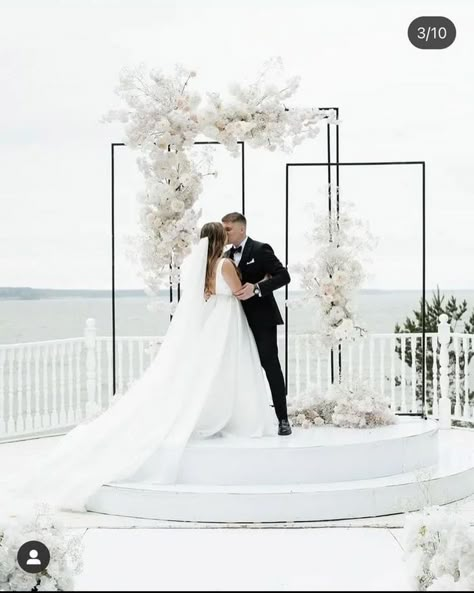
404,505,474,590
0,506,83,591
288,380,397,429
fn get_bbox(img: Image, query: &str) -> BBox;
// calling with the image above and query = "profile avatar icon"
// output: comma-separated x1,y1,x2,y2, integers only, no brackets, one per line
26,549,41,566
17,540,50,574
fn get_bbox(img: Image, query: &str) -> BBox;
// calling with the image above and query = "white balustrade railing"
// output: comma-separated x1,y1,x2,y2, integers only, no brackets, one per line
1,315,473,440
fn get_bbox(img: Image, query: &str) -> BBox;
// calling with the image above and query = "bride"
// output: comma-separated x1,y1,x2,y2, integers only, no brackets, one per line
11,222,275,513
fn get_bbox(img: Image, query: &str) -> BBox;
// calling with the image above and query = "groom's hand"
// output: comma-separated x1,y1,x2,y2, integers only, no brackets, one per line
235,283,255,301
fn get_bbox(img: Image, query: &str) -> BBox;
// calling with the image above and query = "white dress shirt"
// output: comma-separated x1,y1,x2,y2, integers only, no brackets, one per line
232,236,248,267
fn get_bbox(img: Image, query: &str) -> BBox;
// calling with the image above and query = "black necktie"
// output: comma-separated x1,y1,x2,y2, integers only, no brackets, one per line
230,245,242,259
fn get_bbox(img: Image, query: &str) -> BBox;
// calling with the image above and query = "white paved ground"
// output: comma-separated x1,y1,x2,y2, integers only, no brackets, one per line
2,436,474,590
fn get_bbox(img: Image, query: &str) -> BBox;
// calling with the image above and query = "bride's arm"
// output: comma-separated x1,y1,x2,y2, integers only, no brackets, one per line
221,258,242,294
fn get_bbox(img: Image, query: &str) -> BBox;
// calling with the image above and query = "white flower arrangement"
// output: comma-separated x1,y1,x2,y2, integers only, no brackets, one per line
288,384,338,428
288,380,396,429
331,380,396,428
404,505,474,591
287,402,327,429
288,193,377,350
102,58,336,305
0,506,83,591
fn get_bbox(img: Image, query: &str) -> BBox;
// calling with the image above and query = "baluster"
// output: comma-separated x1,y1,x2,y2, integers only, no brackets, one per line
400,336,407,413
454,337,461,417
16,347,24,433
67,342,74,424
326,349,331,392
51,343,59,426
305,334,311,393
59,343,66,425
24,345,33,432
139,339,145,376
438,314,452,429
75,341,82,421
118,340,124,395
358,340,364,380
33,346,41,429
128,340,134,390
411,336,417,413
421,334,429,416
348,343,353,389
369,338,374,388
390,336,396,411
106,339,113,404
42,344,50,428
379,338,385,400
316,352,322,392
0,349,6,434
7,349,15,433
96,340,103,409
432,336,439,418
85,318,98,417
295,336,301,401
463,336,470,420
471,337,474,420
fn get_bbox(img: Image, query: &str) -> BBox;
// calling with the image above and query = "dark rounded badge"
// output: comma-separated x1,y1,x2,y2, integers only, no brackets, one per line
17,540,50,574
408,16,456,49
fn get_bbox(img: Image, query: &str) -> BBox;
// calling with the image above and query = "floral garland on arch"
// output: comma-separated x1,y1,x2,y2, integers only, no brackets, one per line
288,190,377,350
102,58,337,310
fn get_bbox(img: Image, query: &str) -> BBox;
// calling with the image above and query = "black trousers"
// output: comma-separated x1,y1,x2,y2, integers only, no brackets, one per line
250,324,288,421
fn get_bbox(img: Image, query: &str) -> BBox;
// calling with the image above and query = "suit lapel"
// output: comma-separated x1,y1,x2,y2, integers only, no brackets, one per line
238,237,254,271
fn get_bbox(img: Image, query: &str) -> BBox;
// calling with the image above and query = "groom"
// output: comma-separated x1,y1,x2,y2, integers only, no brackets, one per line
222,212,292,436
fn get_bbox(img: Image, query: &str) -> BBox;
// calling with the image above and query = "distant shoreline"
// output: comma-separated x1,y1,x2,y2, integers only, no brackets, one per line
0,287,465,301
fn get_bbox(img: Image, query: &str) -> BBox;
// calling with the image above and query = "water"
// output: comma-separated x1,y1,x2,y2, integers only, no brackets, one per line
3,289,474,345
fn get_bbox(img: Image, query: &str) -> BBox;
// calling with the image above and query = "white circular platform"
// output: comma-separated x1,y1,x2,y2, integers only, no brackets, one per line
85,420,474,523
124,417,439,485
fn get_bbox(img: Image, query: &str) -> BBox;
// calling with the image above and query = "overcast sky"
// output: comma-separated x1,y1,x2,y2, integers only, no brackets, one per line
1,0,473,291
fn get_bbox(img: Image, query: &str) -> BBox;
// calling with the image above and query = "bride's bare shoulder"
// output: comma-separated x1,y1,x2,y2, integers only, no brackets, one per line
221,258,237,271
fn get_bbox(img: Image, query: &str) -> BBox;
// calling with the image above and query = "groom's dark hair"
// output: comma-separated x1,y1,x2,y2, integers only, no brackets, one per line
221,212,247,226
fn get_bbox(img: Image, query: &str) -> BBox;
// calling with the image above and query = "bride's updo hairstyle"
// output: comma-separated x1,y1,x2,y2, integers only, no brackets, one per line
200,222,228,293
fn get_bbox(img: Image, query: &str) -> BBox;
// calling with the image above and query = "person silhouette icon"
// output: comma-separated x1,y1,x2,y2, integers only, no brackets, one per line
17,540,50,573
26,549,41,566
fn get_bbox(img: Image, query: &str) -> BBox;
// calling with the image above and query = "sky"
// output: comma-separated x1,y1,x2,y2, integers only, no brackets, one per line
1,0,473,291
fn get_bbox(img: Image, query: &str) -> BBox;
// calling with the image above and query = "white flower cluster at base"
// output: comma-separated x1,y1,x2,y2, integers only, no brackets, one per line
0,506,83,591
404,505,474,591
288,380,396,429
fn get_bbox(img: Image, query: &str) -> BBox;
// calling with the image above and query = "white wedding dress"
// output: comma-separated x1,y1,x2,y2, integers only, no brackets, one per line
9,238,275,514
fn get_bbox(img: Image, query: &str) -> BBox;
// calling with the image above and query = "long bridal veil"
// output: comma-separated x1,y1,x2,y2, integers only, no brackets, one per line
7,237,213,514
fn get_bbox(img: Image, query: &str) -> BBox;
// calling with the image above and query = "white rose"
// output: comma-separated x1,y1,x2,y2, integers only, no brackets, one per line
332,270,348,286
329,306,344,323
170,198,185,213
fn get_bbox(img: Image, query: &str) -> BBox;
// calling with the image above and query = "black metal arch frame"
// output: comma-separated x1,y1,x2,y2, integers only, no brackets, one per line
110,140,245,395
285,160,426,416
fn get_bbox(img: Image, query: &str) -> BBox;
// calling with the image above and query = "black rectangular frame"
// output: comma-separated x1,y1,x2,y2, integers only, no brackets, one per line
110,140,245,395
285,160,426,416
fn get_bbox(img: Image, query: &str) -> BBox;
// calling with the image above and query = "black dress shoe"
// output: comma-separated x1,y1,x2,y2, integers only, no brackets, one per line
278,419,292,436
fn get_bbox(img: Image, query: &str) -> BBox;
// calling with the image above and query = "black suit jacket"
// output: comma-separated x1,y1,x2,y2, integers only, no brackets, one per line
224,237,290,329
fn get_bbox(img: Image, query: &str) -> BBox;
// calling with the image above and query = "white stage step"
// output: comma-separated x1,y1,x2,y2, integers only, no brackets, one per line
86,425,474,523
125,418,439,485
